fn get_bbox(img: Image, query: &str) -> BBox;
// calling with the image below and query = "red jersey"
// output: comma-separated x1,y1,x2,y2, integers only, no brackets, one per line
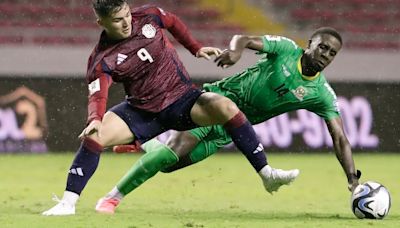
85,5,202,123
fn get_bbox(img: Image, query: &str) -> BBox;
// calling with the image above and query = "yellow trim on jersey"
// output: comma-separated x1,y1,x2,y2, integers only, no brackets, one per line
297,57,320,80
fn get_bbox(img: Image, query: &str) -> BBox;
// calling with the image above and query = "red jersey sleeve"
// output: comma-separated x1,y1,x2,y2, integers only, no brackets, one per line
147,7,202,55
87,62,113,124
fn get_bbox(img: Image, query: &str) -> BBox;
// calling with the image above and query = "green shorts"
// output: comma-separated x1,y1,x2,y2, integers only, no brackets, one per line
187,125,232,163
186,83,240,163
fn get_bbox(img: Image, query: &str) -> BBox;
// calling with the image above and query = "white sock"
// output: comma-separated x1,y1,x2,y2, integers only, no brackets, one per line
62,191,79,206
105,186,124,201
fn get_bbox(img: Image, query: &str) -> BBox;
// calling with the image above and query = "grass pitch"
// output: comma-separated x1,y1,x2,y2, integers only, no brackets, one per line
0,152,399,228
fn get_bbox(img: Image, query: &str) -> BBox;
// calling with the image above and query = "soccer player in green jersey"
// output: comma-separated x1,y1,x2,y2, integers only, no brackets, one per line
96,27,361,214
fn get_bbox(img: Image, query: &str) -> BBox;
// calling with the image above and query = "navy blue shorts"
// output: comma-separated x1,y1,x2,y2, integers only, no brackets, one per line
110,88,203,144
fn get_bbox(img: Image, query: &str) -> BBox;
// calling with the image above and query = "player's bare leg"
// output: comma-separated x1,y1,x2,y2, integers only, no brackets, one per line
42,112,134,216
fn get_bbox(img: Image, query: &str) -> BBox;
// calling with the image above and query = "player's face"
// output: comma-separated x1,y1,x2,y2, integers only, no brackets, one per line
305,34,342,72
97,3,132,40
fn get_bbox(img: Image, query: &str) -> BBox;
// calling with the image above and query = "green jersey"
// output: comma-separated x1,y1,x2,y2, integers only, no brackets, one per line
186,35,341,164
203,35,340,124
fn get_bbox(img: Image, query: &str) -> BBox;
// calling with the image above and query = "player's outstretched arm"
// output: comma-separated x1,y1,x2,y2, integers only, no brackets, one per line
215,35,264,68
326,117,360,191
155,7,202,56
81,71,113,139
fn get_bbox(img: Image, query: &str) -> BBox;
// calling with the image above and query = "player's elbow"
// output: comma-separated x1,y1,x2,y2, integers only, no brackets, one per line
232,34,249,42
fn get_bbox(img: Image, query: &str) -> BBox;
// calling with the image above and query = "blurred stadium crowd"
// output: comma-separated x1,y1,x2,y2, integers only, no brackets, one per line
0,0,399,49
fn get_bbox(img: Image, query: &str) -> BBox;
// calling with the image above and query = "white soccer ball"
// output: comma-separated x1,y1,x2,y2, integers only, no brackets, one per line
350,181,391,219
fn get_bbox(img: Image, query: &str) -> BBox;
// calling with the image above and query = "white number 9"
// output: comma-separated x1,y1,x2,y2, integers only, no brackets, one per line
137,48,154,63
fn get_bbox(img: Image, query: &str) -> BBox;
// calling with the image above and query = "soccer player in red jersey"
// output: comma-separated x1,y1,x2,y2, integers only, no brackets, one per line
42,0,298,216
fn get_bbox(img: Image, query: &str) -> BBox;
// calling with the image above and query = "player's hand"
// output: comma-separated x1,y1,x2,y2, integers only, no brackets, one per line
348,169,362,192
78,119,102,139
196,47,222,60
214,49,241,68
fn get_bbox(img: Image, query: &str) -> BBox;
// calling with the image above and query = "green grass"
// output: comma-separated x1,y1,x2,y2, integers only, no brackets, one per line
0,152,399,228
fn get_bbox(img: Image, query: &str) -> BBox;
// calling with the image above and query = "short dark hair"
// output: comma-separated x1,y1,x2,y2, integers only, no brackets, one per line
92,0,127,18
311,27,342,45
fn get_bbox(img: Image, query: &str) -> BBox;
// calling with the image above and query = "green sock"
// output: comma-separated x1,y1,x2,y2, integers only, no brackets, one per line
116,139,178,195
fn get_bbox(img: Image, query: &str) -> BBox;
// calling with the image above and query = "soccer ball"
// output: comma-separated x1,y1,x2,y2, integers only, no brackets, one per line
350,181,391,219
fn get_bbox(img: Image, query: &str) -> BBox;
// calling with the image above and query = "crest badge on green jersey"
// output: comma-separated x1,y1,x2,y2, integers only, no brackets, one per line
291,86,307,101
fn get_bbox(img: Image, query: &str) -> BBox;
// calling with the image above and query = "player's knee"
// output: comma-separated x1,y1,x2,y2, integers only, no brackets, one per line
166,133,198,158
203,93,239,115
212,97,240,120
222,98,239,114
167,141,188,157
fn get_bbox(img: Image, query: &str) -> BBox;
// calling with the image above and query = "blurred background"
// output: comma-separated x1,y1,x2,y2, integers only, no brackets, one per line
0,0,399,153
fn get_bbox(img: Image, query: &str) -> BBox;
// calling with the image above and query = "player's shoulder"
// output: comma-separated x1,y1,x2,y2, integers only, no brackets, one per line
318,77,338,100
86,44,100,67
317,72,327,82
132,4,166,16
87,45,97,59
263,35,299,48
